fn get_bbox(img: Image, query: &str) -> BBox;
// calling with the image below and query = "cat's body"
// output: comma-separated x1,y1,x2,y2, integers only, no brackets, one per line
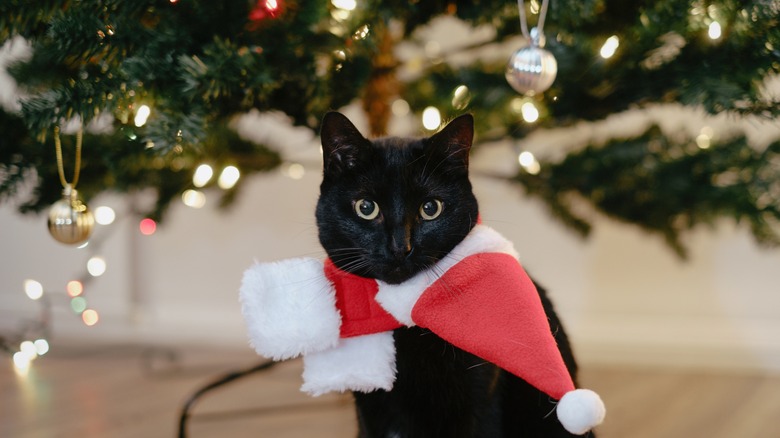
316,112,585,437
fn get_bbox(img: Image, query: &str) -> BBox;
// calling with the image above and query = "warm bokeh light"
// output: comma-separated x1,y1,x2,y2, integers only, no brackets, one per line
192,164,214,187
82,309,99,326
708,21,722,40
353,24,369,40
600,35,620,59
87,257,107,277
518,151,535,167
20,341,37,360
286,163,305,180
94,206,116,225
422,106,441,130
218,166,240,189
696,134,711,149
331,0,356,11
13,352,31,374
66,280,84,297
34,339,50,356
24,279,43,300
520,102,539,123
521,102,540,123
452,85,471,110
139,218,157,235
182,190,207,208
134,104,151,127
518,151,541,175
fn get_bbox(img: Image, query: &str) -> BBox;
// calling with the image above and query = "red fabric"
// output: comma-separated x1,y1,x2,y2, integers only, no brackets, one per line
324,259,402,338
411,252,575,400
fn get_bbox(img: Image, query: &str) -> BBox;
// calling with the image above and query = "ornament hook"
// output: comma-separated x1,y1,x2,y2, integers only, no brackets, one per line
517,0,550,47
54,125,83,190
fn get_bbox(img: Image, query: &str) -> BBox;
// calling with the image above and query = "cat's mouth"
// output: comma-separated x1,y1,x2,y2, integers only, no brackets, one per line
375,263,419,285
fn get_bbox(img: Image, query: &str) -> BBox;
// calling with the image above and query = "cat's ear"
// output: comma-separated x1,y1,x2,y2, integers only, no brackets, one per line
426,114,474,167
320,112,369,174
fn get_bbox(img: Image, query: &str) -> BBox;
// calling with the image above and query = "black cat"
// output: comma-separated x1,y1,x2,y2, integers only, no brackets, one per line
316,112,585,438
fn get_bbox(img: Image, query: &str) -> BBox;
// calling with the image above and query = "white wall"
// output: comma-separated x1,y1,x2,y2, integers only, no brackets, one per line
2,154,779,372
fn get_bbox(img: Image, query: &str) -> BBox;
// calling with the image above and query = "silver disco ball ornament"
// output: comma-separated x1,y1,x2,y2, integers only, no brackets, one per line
505,45,558,96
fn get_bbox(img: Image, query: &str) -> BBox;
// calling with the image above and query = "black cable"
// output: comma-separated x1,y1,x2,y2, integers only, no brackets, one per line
177,359,277,438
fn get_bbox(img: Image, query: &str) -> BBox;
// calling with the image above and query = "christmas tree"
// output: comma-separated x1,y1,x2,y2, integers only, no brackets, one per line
0,0,778,256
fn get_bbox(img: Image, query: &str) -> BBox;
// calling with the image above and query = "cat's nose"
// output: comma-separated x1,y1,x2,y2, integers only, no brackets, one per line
389,230,413,260
389,240,412,259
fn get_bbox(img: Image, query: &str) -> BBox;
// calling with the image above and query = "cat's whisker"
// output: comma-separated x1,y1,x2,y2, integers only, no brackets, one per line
466,361,491,370
333,257,374,277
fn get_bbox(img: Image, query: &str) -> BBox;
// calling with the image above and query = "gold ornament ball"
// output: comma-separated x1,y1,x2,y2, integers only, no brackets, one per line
505,45,558,95
47,187,94,245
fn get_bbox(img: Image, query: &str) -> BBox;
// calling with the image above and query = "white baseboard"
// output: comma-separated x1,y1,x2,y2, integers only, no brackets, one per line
570,313,780,373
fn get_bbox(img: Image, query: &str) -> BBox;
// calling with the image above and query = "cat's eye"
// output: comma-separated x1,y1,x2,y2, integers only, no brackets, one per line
420,199,443,220
354,199,380,220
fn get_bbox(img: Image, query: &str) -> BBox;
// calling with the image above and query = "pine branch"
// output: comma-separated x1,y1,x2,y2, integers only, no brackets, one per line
513,125,780,257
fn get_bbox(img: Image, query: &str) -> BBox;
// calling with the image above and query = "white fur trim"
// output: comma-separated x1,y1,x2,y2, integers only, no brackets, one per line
375,225,518,324
450,224,519,263
375,271,434,326
239,258,341,360
556,389,606,435
301,332,397,395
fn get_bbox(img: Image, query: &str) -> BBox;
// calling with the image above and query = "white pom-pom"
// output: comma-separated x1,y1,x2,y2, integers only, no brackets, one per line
556,389,606,435
239,258,341,360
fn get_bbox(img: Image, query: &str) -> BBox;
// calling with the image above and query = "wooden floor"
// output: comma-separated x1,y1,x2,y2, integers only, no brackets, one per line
3,344,780,438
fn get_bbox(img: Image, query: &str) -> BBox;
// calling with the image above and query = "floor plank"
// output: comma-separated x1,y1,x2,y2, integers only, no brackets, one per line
3,345,780,437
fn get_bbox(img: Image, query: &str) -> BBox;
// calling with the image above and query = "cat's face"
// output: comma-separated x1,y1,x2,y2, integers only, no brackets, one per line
315,112,478,284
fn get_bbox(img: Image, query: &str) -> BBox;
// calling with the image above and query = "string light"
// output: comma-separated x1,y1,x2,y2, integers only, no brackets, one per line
94,206,116,225
82,309,99,326
66,280,84,297
218,166,241,189
87,257,107,277
697,126,714,149
24,279,43,300
708,21,722,40
34,339,49,356
134,105,151,127
265,0,279,13
353,25,370,40
71,297,88,314
139,218,157,235
600,35,620,59
331,0,356,10
13,352,31,375
452,85,471,110
521,101,540,123
422,107,442,130
285,163,306,180
182,190,207,208
518,151,541,175
192,164,214,187
331,0,354,21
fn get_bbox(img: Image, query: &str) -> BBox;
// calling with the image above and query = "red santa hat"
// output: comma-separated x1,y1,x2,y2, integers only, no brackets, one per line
240,225,605,435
